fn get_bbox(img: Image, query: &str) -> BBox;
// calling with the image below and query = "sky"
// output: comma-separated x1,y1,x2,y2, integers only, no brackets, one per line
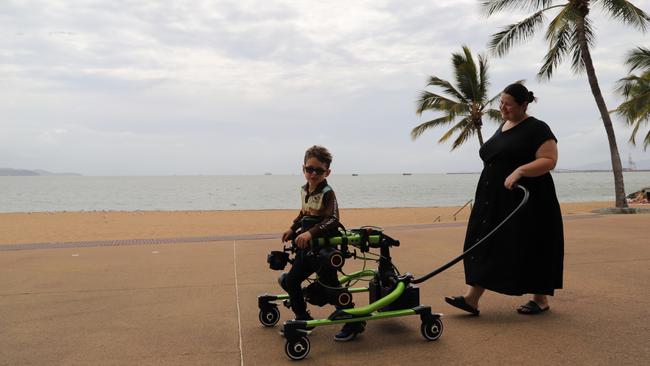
1,0,649,176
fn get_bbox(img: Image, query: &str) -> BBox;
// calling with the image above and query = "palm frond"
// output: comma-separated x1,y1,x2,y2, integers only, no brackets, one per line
615,74,647,97
416,91,460,115
625,46,650,72
615,88,650,124
451,119,476,150
410,115,457,140
426,76,468,103
624,111,650,150
437,119,465,143
544,3,575,40
613,70,650,149
437,116,471,147
449,101,472,115
617,96,650,125
597,0,650,31
485,108,504,123
488,10,547,57
478,53,490,101
481,0,555,16
451,46,480,101
538,11,573,80
567,16,595,74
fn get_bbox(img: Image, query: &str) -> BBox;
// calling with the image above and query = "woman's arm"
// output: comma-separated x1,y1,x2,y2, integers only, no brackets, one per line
504,139,558,189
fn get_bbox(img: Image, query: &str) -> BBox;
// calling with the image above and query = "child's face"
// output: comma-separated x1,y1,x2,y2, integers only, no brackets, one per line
303,157,330,188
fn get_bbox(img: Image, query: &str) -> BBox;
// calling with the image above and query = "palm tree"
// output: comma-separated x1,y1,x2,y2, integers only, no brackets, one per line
411,45,502,150
481,0,650,208
614,46,650,150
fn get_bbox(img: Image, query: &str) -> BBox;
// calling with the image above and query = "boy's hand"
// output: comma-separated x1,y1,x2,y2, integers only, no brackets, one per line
281,230,294,243
295,231,313,248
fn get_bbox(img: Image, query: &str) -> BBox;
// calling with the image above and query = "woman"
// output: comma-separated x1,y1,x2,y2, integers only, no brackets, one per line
445,83,564,315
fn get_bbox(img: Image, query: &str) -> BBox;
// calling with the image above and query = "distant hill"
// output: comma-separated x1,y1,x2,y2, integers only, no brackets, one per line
0,168,82,176
559,159,650,172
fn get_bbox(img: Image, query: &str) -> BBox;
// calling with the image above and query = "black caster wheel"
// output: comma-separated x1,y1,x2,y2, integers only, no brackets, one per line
421,318,443,341
259,307,281,327
285,336,310,361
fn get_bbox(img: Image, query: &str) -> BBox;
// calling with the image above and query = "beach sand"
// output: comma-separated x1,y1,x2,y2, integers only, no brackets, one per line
1,202,649,365
0,201,618,245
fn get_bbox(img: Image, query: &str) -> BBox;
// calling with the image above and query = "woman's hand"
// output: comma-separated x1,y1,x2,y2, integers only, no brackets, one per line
295,231,313,248
504,169,523,190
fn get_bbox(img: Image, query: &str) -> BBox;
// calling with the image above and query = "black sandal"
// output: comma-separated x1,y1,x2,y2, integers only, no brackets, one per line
517,300,550,315
444,296,480,315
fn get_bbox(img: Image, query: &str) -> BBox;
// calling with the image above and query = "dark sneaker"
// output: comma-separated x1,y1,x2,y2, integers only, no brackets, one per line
334,321,365,342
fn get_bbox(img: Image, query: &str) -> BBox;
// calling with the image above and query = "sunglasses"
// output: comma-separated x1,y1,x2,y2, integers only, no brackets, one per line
304,165,327,175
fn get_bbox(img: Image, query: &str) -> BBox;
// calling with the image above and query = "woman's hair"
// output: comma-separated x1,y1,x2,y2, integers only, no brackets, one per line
503,83,536,105
304,145,332,168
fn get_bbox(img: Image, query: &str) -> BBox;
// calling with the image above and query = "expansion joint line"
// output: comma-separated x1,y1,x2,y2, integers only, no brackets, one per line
233,240,244,366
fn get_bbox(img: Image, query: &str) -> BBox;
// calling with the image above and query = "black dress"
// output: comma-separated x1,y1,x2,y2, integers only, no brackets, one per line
463,116,564,296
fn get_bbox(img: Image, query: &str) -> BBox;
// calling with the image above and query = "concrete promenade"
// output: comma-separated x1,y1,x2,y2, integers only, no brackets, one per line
1,213,648,365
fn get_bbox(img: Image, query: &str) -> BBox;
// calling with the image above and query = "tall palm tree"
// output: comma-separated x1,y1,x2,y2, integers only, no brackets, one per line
411,45,502,150
614,46,650,150
481,0,649,208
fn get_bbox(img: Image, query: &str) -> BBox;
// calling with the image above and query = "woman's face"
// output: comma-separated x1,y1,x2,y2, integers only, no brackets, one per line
500,93,527,122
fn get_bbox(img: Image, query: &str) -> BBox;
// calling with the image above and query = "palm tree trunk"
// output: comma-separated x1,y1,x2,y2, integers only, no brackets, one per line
476,126,484,146
576,15,628,208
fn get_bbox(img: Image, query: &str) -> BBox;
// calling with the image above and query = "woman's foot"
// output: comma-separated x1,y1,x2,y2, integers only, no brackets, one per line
445,285,483,315
444,296,480,315
517,295,550,315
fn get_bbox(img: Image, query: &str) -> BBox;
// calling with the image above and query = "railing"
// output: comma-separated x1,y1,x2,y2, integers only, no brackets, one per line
433,216,441,223
452,199,473,221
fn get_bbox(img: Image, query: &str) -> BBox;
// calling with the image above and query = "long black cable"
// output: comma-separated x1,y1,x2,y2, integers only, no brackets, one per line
412,184,529,284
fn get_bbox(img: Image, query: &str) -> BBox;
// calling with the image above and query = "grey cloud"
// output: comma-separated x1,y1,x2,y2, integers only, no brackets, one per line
1,0,649,175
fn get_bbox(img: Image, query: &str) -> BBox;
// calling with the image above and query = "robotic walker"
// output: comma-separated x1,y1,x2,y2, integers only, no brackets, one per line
258,227,442,360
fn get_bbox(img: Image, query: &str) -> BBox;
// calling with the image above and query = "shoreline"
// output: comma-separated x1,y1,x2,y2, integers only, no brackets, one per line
0,199,644,214
0,200,620,214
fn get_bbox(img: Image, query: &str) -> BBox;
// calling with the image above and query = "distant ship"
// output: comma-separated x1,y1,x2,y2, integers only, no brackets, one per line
402,173,412,176
264,172,272,176
352,173,359,176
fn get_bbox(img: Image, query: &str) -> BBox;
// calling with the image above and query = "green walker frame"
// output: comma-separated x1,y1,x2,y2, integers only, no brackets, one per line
257,228,443,361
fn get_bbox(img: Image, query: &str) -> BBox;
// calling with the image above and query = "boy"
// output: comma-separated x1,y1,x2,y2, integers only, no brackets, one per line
280,145,363,342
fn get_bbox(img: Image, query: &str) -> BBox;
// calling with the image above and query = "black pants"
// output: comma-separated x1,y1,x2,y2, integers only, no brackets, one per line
284,248,340,317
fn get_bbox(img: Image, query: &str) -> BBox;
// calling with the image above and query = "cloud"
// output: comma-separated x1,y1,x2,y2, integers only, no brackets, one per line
1,0,648,175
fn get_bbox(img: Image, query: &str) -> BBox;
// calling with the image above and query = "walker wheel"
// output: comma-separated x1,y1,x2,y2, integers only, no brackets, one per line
420,318,443,341
285,336,310,360
259,307,281,327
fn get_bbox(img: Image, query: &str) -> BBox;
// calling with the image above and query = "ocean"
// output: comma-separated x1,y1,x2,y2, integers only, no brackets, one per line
0,172,648,213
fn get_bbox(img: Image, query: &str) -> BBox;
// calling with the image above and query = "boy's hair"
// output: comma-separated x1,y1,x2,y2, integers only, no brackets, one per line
304,145,333,168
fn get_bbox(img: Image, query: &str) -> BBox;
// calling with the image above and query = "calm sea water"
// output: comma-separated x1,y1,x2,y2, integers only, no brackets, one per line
0,172,648,213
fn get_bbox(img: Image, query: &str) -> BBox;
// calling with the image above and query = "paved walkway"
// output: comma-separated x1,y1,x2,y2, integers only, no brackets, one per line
1,214,648,365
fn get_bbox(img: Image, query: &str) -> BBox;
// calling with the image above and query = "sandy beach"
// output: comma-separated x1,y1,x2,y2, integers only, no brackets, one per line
1,202,649,365
0,201,619,245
